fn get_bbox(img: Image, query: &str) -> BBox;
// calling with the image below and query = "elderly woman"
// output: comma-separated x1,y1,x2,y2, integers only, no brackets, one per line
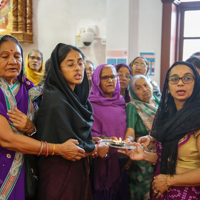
36,44,109,200
85,60,95,92
89,64,128,200
120,61,200,200
115,63,132,103
25,49,44,86
124,75,160,200
129,56,161,98
0,35,88,200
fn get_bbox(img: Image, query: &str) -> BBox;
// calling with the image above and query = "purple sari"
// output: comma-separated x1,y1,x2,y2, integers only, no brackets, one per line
151,139,200,200
89,64,128,200
0,76,40,200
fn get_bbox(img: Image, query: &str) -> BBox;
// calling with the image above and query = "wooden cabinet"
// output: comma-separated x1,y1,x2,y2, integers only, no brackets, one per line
0,0,33,43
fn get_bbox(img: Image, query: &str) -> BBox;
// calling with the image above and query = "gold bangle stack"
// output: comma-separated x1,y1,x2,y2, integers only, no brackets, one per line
166,175,171,192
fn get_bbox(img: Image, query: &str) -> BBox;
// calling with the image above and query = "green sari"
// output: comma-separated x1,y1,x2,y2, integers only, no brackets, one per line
126,86,159,200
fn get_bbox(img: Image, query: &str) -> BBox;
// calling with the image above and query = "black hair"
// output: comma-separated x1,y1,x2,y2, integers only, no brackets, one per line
0,35,22,55
44,58,51,74
57,45,85,65
191,52,200,57
186,56,200,70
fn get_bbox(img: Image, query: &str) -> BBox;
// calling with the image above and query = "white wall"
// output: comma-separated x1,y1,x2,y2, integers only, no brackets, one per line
22,0,107,67
21,0,162,86
138,0,162,87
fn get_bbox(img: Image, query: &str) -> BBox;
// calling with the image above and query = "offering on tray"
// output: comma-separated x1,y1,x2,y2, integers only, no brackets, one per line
108,137,136,150
109,137,126,147
110,140,126,147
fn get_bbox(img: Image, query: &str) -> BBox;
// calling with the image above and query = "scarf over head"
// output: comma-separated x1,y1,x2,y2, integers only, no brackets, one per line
36,43,95,153
116,63,132,103
151,61,200,175
0,35,40,200
0,35,40,119
89,63,126,138
129,81,159,134
25,51,45,86
89,64,126,192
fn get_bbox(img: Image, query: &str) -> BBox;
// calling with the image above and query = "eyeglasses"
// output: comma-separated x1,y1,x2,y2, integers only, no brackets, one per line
100,75,118,81
168,75,195,84
133,62,147,68
29,56,42,61
61,60,85,70
85,68,94,73
118,73,131,80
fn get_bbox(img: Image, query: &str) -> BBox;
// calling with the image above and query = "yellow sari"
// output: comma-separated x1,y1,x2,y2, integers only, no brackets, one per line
25,52,44,86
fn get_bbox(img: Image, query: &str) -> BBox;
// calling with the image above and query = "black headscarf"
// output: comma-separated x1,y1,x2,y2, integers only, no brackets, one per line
151,61,200,175
115,63,132,103
36,43,95,153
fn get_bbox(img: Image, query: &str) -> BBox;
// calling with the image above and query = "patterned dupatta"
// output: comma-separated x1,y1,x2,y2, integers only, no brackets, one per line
129,85,159,133
0,77,40,200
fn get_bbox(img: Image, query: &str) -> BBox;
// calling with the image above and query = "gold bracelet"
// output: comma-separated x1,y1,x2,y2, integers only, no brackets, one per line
166,175,171,192
52,144,55,155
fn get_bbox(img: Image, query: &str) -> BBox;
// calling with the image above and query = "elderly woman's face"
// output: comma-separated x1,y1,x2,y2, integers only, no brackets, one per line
85,62,94,81
118,66,131,90
28,51,42,72
0,41,22,83
133,78,152,102
60,50,85,91
131,58,148,76
168,64,195,105
100,66,117,98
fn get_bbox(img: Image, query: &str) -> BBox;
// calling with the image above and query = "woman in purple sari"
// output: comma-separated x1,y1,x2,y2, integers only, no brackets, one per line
0,36,87,200
119,61,200,200
89,64,128,200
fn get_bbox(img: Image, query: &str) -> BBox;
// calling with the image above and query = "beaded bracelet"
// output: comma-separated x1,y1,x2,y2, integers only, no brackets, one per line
45,141,48,157
37,141,44,156
52,144,55,156
166,175,171,192
126,136,134,143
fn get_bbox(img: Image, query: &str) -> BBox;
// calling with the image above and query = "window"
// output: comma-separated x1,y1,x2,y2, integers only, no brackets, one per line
179,2,200,60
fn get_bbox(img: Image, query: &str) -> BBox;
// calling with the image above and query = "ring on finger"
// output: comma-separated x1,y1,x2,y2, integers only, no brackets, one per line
154,189,158,193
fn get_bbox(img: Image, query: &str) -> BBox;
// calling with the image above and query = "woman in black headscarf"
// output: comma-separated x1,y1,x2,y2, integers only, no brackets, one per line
36,43,108,200
119,61,200,200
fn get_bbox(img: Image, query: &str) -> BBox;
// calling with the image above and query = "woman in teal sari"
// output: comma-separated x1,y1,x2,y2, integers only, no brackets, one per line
124,75,160,200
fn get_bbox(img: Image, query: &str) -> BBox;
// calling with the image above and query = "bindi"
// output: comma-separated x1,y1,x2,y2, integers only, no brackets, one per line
11,49,13,51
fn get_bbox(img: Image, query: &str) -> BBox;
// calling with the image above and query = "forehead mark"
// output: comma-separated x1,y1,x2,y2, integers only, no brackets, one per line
11,49,13,51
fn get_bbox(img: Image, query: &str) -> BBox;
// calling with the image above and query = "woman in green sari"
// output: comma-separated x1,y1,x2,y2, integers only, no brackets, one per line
124,75,160,200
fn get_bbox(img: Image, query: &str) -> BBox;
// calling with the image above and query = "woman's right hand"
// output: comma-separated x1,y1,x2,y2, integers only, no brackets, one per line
59,139,85,161
98,143,109,158
137,135,151,147
118,143,145,161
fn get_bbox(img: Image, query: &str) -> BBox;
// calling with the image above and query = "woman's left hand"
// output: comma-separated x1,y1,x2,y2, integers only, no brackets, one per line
7,108,35,135
152,174,169,199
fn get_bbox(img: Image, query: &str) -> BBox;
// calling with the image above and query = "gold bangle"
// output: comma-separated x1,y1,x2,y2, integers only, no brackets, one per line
52,144,55,156
166,175,171,192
